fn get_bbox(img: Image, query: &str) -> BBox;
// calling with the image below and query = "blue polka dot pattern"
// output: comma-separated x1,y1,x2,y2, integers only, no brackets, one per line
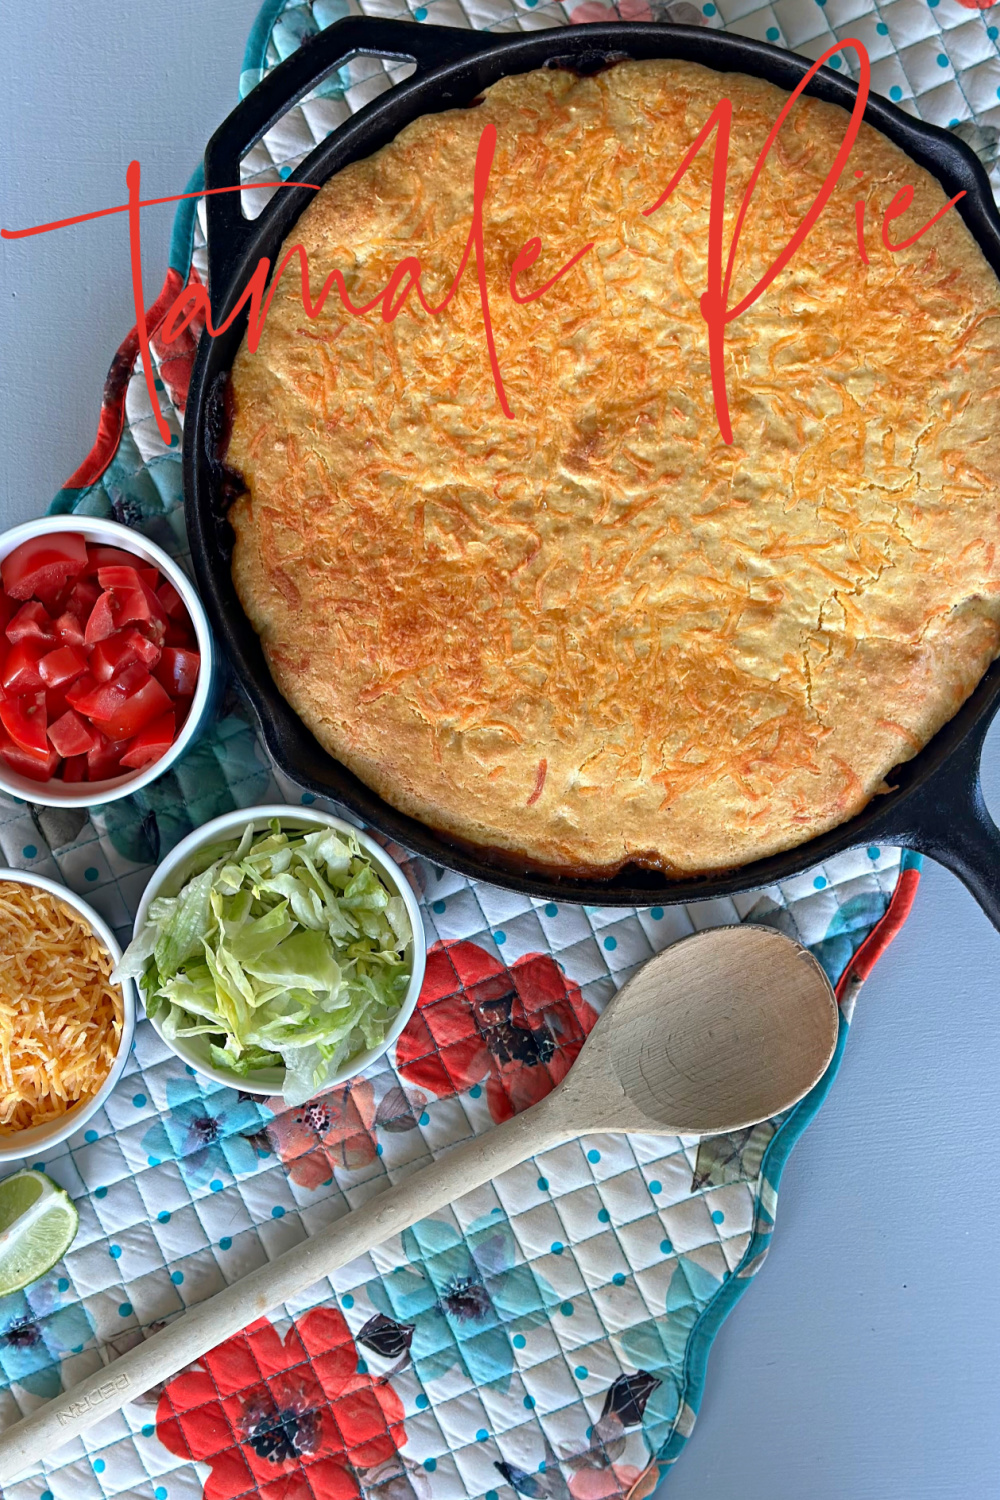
702,2,715,11
813,875,827,889
477,1428,489,1442
158,1211,170,1223
649,1179,662,1194
424,1458,437,1473
876,21,888,32
469,1084,482,1098
537,1177,548,1191
936,51,948,66
342,1293,355,1309
85,1130,98,1143
21,845,36,860
356,1358,368,1375
301,792,316,804
210,1179,223,1193
598,1208,610,1223
613,1272,626,1286
603,935,617,951
419,1111,430,1126
551,1240,564,1255
272,1205,286,1218
155,1488,168,1499
544,903,558,917
416,1393,430,1409
513,1333,526,1349
524,1395,535,1409
829,57,841,68
660,1238,672,1254
766,26,779,39
118,1302,132,1317
989,27,998,39
432,900,446,914
57,1278,69,1292
94,1460,105,1474
414,5,427,16
95,1186,107,1199
220,1236,232,1250
560,1301,574,1316
587,1149,601,1163
574,1366,588,1381
650,906,664,920
376,1143,384,1156
109,1244,121,1259
141,1426,153,1438
494,930,506,945
712,1209,725,1224
133,1093,147,1108
891,85,903,100
171,1270,184,1284
148,1155,161,1167
867,846,880,860
85,867,99,882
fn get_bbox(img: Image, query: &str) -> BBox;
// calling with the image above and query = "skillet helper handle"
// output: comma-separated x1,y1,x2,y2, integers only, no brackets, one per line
204,17,497,304
869,711,1000,933
0,1102,566,1487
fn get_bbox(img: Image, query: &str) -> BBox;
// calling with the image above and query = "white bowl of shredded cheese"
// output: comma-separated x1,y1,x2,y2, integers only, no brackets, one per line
0,870,136,1160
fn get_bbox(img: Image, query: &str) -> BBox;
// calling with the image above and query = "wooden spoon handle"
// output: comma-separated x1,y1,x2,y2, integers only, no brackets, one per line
0,1105,566,1485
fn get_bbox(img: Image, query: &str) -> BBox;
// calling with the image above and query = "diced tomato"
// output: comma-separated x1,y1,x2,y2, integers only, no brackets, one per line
0,594,13,633
45,687,69,720
97,565,144,593
72,661,147,720
65,672,97,708
39,643,88,690
0,725,60,782
1,533,88,601
126,628,161,670
0,693,48,755
156,580,187,622
104,675,172,741
53,609,86,647
1,640,48,694
6,601,55,645
86,732,129,781
164,618,197,650
64,577,101,622
84,591,118,645
86,544,144,571
48,708,101,757
61,752,88,783
139,567,161,589
154,646,200,699
34,577,72,616
120,710,175,769
91,630,137,683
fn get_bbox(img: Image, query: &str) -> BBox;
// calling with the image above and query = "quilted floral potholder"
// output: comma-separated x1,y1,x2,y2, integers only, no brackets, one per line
7,0,986,1493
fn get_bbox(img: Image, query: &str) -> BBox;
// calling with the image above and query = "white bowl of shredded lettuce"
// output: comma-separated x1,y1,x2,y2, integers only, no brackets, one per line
116,805,425,1105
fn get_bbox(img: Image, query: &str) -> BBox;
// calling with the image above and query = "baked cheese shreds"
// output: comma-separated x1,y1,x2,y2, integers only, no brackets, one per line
0,880,124,1135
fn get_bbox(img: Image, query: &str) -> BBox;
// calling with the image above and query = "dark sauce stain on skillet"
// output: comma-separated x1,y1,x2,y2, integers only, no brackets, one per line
204,371,248,556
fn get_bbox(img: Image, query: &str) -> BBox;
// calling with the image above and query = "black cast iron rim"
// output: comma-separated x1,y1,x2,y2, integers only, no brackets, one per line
184,18,1000,910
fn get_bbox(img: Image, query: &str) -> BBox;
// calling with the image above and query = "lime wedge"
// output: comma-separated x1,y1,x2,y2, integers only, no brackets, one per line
0,1171,78,1296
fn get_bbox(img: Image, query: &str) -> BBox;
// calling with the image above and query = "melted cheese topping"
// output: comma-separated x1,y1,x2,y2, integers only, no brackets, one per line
0,882,124,1133
227,60,1000,876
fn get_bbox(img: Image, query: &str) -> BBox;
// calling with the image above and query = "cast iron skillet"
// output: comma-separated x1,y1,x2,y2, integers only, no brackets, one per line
185,16,1000,925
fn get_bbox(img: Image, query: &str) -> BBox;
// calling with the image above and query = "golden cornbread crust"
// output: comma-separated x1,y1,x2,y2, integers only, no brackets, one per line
226,59,1000,877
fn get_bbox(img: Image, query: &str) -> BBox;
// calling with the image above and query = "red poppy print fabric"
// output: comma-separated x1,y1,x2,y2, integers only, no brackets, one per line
155,1308,405,1500
395,940,598,1123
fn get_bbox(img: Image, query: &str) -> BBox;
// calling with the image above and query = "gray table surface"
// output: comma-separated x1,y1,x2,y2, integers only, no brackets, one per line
2,3,999,1495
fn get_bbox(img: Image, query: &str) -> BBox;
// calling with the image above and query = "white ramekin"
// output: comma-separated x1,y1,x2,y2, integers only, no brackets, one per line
132,804,427,1096
0,869,136,1161
0,516,215,807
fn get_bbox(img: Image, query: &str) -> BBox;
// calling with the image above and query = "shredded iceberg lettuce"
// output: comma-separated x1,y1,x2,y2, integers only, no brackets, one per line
115,821,413,1105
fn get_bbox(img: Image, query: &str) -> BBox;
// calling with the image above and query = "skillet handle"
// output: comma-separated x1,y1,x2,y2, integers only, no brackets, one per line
868,712,1000,933
203,18,497,308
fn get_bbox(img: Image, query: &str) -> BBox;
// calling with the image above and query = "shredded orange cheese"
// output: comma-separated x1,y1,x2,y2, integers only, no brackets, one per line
0,881,123,1134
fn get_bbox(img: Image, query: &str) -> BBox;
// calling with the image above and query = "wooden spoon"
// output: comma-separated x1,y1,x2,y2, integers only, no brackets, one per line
0,924,838,1483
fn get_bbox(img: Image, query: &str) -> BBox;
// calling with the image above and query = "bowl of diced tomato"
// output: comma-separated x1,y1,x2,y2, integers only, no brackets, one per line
0,518,214,805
